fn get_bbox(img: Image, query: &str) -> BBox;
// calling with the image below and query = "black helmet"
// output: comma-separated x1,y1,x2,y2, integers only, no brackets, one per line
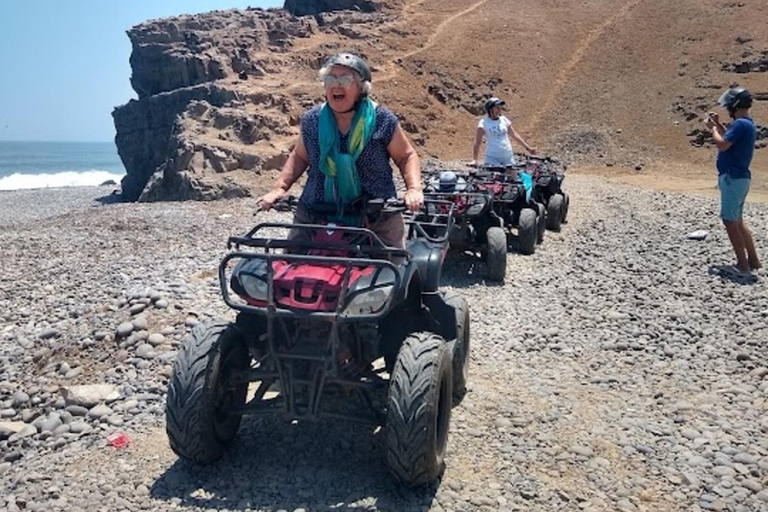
324,53,372,82
718,87,752,111
484,97,506,114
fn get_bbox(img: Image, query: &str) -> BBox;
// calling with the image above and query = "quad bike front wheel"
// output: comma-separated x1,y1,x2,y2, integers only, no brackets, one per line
442,292,470,406
166,321,249,463
535,203,546,244
547,194,564,232
386,332,453,486
517,207,538,255
484,226,507,282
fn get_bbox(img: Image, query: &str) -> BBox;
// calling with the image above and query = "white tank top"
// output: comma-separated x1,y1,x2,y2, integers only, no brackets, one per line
479,115,515,164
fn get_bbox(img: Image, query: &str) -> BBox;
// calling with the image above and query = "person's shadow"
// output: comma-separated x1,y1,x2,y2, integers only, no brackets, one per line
708,264,759,285
150,415,439,511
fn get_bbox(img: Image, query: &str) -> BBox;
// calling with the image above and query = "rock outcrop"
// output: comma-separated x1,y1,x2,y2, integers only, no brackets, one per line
113,4,381,202
284,0,379,16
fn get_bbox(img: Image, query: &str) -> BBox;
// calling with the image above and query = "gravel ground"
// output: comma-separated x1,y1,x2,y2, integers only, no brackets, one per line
0,186,120,228
1,175,767,512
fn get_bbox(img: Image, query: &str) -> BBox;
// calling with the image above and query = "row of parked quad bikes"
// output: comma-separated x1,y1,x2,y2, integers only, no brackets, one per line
163,155,569,486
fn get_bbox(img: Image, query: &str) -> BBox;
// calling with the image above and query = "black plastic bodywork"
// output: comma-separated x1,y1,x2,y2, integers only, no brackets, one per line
216,199,457,425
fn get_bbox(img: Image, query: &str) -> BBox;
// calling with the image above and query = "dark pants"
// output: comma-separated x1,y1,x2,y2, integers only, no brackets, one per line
289,205,406,252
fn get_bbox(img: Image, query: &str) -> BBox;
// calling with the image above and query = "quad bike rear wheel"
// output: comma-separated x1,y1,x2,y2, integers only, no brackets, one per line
166,321,249,463
562,193,570,224
386,332,452,486
535,203,546,244
442,292,470,405
518,207,538,255
547,194,564,232
484,226,507,282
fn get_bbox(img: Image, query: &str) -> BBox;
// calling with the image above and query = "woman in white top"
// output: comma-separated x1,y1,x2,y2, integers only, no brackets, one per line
471,97,536,166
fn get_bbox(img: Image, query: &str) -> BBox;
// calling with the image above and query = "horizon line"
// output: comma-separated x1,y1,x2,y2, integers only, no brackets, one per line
0,139,116,144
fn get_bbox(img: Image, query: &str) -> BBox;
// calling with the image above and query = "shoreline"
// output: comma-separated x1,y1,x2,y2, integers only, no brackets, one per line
0,183,119,193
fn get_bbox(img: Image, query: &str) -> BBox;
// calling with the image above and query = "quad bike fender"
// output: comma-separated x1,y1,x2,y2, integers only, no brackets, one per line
392,260,419,303
422,292,459,342
406,239,444,293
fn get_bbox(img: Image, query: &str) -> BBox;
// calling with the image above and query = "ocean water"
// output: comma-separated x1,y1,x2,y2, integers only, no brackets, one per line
0,141,125,191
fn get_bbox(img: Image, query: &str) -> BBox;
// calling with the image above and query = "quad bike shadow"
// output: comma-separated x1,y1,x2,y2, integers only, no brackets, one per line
440,249,508,289
150,413,438,511
151,195,470,505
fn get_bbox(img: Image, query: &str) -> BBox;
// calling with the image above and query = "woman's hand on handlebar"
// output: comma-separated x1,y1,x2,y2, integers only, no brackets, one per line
257,188,287,211
404,188,424,212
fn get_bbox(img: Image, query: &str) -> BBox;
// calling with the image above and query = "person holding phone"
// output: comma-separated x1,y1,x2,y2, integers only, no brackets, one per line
705,87,760,274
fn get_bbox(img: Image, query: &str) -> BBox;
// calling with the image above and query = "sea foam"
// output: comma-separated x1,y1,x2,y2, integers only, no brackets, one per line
0,171,124,191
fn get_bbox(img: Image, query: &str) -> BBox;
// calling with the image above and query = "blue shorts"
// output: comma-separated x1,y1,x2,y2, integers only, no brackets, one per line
718,174,750,222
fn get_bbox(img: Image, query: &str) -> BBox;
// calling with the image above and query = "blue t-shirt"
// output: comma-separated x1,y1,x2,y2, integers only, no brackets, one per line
716,117,756,179
299,104,399,206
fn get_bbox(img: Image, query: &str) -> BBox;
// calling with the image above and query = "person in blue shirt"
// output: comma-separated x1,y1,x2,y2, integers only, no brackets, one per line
706,87,761,274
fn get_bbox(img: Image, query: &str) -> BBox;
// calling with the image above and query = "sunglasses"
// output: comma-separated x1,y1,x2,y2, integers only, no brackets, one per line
323,74,358,89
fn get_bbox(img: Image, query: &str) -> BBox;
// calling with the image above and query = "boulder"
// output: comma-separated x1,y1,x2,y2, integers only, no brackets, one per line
59,384,120,408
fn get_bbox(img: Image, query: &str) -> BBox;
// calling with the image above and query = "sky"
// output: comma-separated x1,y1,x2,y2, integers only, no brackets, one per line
0,0,283,142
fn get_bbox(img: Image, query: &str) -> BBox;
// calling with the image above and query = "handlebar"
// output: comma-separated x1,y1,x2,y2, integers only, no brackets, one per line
260,195,408,216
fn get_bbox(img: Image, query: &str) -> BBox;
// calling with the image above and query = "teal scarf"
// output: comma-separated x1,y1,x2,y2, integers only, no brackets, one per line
319,97,377,224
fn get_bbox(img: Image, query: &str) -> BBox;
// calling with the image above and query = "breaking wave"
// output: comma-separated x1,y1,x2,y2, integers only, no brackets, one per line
0,170,124,191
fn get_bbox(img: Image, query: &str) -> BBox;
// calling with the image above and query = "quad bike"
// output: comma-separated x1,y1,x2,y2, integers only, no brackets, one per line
473,166,544,255
165,196,470,487
423,171,507,281
517,155,570,232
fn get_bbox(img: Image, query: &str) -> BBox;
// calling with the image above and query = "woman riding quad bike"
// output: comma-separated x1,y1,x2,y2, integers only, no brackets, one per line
165,54,470,487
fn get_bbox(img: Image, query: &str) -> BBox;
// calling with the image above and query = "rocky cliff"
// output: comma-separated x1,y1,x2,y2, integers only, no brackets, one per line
113,1,398,201
114,0,768,201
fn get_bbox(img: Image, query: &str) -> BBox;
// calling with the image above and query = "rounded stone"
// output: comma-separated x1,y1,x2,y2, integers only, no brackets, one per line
11,391,30,407
135,344,155,359
116,323,134,338
132,316,149,331
87,404,114,420
147,333,165,346
129,303,147,315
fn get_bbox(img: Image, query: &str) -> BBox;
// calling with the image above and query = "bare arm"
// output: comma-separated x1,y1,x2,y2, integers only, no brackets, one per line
706,113,733,152
258,134,310,208
712,129,733,151
472,127,484,163
509,126,536,154
388,124,423,211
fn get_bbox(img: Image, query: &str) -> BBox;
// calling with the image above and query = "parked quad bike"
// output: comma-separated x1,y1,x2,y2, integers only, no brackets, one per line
517,155,570,232
423,171,507,281
473,166,544,255
165,196,470,487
